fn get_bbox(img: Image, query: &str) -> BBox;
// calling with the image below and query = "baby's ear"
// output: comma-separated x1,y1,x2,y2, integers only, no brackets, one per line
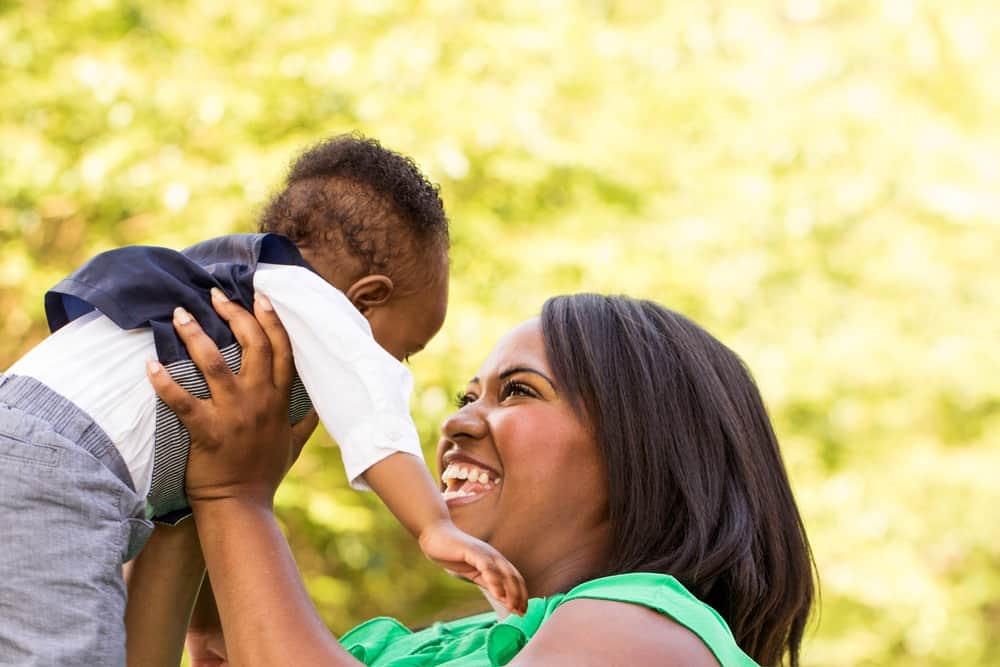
345,275,394,315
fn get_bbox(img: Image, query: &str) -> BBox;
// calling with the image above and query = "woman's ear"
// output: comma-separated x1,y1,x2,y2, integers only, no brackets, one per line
345,275,394,315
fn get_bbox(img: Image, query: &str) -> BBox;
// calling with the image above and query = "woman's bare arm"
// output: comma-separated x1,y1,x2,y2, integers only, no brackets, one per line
147,292,359,667
124,520,205,666
191,497,357,666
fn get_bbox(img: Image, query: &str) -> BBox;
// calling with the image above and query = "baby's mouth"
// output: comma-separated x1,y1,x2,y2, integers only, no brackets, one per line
441,462,502,502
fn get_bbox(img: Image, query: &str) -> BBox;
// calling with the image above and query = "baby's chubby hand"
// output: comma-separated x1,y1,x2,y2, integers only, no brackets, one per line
417,520,528,615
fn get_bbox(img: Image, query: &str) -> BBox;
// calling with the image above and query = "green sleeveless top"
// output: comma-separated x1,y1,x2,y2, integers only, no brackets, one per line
338,572,759,666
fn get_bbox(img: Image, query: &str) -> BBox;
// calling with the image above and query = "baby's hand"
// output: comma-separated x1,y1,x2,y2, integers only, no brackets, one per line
418,520,528,615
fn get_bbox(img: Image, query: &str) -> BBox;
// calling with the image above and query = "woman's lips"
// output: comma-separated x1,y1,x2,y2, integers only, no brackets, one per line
443,481,498,506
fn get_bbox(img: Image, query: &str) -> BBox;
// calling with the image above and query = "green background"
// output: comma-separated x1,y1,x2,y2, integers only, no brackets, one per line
2,1,998,665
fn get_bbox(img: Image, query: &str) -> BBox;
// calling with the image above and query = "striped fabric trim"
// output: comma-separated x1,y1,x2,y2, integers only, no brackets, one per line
146,342,313,517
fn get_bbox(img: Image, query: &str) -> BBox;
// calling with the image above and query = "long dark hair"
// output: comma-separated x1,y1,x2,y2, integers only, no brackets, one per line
540,294,815,666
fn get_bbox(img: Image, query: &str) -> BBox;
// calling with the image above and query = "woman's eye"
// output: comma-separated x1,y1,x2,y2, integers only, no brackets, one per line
500,380,536,401
455,392,476,408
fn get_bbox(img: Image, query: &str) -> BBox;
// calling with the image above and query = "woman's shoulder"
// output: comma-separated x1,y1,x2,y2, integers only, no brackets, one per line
518,572,759,667
516,594,723,666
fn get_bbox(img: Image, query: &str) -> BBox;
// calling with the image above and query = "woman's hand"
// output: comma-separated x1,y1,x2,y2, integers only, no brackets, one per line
147,289,316,508
143,290,360,666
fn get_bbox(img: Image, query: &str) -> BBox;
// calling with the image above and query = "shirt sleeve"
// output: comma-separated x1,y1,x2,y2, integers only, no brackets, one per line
253,263,424,490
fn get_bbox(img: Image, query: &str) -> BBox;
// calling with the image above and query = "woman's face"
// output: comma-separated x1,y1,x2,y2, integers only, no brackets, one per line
436,318,610,594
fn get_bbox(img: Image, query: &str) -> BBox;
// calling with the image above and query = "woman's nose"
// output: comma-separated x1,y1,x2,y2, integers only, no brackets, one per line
441,404,488,441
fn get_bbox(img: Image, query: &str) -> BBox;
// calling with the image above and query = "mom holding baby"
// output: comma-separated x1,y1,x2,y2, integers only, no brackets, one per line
129,290,815,666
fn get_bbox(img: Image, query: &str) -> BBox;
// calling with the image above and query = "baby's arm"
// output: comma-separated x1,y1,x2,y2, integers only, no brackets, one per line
363,453,527,614
253,267,526,612
253,265,423,489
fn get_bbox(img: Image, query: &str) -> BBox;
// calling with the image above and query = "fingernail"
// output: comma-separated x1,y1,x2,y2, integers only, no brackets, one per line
174,306,193,325
255,293,273,311
210,287,229,302
147,359,163,375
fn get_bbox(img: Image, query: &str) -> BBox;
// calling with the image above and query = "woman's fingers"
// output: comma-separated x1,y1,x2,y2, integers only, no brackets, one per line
208,288,274,391
253,293,295,393
172,306,238,399
204,289,294,397
146,359,205,428
289,409,319,463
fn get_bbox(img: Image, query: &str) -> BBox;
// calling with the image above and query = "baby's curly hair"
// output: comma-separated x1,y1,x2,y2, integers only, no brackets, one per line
259,134,448,283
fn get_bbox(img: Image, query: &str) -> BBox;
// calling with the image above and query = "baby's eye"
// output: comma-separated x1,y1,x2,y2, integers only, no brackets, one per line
455,392,476,408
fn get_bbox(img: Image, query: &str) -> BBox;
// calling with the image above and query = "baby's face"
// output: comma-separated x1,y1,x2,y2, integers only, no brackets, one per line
367,263,449,362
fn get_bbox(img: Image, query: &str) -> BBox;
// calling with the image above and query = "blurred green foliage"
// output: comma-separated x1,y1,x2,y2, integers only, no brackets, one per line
2,1,998,665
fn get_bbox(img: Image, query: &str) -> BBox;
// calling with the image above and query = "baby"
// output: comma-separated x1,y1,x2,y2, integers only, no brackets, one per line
0,135,523,667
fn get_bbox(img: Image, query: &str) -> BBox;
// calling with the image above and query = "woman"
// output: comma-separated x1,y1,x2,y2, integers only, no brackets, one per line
128,293,815,666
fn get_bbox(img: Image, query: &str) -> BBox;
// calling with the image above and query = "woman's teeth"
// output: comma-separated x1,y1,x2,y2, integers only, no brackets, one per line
442,488,479,500
441,463,501,490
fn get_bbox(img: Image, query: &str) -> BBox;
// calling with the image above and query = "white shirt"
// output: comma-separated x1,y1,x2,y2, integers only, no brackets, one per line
7,263,422,497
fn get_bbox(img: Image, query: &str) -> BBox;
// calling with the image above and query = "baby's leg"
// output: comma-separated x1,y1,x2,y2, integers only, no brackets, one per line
0,375,151,667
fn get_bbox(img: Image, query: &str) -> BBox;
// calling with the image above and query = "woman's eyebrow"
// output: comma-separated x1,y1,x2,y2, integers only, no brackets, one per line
498,366,558,389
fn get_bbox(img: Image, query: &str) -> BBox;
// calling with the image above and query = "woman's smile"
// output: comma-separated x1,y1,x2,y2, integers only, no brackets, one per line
440,451,502,505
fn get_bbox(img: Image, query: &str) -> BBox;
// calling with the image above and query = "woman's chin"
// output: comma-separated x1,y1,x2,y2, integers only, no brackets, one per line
445,491,500,539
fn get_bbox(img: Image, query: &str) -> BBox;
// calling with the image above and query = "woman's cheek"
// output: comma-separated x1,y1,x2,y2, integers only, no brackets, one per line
491,405,551,449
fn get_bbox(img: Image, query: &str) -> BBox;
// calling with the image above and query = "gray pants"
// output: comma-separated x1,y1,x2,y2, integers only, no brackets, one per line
0,374,153,667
